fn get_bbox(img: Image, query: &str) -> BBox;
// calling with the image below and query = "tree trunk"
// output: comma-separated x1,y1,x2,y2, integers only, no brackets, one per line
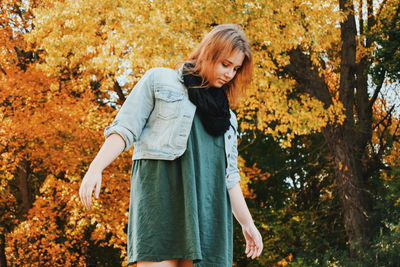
322,124,371,255
279,0,383,257
334,0,371,254
16,159,32,214
0,233,6,267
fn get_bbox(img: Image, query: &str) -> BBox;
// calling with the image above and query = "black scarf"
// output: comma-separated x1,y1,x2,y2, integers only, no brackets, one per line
182,62,231,137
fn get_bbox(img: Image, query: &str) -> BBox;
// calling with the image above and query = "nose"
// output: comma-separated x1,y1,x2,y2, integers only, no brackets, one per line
224,69,235,80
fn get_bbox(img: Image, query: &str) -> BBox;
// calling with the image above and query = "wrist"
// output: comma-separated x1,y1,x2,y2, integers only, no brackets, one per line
240,219,255,228
88,164,103,173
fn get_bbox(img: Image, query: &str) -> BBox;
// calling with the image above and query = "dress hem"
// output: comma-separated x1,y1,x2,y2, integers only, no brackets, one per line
128,254,229,267
128,252,202,264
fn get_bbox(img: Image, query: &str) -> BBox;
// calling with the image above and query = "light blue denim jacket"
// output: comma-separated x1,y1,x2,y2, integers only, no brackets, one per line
103,65,241,189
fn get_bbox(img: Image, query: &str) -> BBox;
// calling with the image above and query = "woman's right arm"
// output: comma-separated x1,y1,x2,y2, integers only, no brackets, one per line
79,68,156,210
89,133,125,172
79,133,125,210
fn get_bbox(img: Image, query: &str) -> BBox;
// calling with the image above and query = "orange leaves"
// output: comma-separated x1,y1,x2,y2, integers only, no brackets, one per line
2,8,133,261
239,156,271,199
5,170,131,266
5,177,85,266
1,66,107,175
277,253,293,266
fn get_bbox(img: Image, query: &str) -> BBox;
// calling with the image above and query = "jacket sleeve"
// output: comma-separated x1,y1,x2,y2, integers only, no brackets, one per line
225,110,241,190
103,68,156,151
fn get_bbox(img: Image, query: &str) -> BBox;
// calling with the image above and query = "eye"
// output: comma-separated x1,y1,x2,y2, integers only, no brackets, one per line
222,62,240,72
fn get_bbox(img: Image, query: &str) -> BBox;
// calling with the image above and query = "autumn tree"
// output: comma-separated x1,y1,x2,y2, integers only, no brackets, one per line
1,1,133,266
2,0,399,265
234,0,400,256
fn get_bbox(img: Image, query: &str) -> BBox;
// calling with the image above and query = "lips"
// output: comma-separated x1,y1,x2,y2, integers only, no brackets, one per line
219,79,228,83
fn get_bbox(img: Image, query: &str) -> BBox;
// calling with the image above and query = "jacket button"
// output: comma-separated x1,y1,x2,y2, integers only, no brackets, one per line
227,153,230,158
228,135,231,139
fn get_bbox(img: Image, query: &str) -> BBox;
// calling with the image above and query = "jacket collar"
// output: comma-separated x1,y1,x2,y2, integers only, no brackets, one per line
177,64,184,84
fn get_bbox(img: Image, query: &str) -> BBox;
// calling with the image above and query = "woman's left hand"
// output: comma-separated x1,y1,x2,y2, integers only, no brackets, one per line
241,222,263,259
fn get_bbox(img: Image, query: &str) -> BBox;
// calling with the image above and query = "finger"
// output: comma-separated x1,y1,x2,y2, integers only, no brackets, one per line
251,231,261,257
253,244,257,258
88,188,93,209
250,244,256,259
82,184,90,210
248,236,256,255
79,186,83,206
258,234,263,256
82,187,87,209
253,237,260,257
95,181,101,199
83,190,88,210
252,237,259,258
258,239,263,256
81,182,89,208
248,244,253,258
86,187,92,210
246,241,252,256
244,235,252,254
248,239,255,257
247,242,255,258
80,185,87,209
79,184,85,205
89,185,94,208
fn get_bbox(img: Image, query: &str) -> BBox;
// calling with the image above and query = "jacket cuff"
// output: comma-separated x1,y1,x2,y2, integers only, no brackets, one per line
226,171,241,190
103,121,134,151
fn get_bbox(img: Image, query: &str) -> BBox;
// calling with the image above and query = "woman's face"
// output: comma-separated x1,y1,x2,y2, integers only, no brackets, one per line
209,49,245,88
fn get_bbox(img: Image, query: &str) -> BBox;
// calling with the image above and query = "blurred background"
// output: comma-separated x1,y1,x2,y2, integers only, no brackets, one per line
0,0,399,266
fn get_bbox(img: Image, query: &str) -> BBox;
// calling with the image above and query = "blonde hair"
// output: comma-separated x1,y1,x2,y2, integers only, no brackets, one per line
175,24,253,108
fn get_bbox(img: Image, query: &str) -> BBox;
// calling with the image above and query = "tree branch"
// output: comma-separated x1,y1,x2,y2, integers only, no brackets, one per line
372,103,395,131
113,81,126,105
368,72,385,109
283,48,333,108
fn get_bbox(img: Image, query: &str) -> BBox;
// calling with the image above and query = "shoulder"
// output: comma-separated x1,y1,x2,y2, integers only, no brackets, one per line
137,67,180,89
147,67,181,83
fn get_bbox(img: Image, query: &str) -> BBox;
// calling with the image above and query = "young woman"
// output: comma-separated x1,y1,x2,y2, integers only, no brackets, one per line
79,24,263,267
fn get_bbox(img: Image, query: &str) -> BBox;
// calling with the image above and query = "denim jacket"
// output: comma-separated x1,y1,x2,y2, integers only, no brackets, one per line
103,65,241,190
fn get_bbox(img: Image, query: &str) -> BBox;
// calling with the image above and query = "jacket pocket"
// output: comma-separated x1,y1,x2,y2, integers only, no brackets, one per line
154,87,184,120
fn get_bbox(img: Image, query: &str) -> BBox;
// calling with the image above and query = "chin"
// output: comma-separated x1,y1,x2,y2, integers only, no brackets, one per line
212,81,223,88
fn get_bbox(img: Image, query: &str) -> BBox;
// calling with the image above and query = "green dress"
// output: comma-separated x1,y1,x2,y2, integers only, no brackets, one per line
127,111,233,267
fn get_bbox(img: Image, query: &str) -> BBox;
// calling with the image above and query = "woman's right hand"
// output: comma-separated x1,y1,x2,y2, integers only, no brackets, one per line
242,222,263,259
79,168,103,210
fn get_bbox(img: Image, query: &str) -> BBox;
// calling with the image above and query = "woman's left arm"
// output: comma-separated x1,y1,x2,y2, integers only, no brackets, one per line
228,183,264,259
228,183,253,226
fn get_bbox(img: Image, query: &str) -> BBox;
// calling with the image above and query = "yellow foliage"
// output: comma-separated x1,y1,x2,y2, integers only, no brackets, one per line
1,0,391,265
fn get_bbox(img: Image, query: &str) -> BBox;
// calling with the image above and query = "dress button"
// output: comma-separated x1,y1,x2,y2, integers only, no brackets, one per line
228,135,231,139
227,153,230,158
